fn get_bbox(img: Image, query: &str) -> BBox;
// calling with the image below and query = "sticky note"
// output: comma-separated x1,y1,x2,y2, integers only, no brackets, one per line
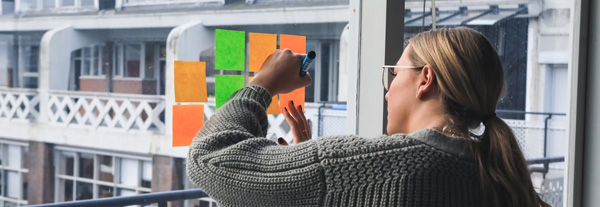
280,34,306,54
249,33,277,72
173,104,204,147
279,34,306,113
279,88,305,114
174,61,208,102
249,77,281,114
215,75,245,108
215,29,245,71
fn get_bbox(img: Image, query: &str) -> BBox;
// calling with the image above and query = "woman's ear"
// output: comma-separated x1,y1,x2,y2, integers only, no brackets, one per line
416,65,437,99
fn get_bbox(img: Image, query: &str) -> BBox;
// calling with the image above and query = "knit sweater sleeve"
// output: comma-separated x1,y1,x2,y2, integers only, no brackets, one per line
186,86,324,207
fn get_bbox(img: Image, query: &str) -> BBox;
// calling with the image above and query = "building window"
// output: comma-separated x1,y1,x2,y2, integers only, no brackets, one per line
55,149,151,202
73,45,105,77
19,44,39,88
0,143,29,207
18,0,96,11
114,43,142,78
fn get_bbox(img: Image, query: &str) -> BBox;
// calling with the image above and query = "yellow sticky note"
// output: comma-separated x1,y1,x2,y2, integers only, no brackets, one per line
173,104,204,147
174,61,208,102
249,77,280,114
249,33,277,72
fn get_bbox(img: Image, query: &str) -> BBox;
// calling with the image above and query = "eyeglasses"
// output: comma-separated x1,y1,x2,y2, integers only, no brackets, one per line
381,65,424,91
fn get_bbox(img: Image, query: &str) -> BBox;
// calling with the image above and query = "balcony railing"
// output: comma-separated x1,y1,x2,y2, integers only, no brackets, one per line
0,87,39,122
47,90,166,133
29,189,213,207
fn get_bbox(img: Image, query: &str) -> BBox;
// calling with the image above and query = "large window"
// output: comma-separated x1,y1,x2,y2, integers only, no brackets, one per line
0,143,29,207
113,43,165,81
402,1,572,205
73,45,106,77
55,149,151,202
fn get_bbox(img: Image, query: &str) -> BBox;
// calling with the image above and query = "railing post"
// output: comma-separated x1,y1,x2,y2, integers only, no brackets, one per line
544,114,553,158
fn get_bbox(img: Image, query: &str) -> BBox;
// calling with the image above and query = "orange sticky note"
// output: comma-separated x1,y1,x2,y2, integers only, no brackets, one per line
279,88,305,114
249,77,281,114
280,34,306,53
173,104,204,147
174,61,208,102
249,33,277,72
279,34,306,113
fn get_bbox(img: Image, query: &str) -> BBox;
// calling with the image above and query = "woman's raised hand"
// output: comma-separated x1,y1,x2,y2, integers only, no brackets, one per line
248,49,312,96
277,101,312,145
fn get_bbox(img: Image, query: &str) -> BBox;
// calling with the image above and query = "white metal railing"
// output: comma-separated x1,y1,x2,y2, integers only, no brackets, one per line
0,87,40,122
118,0,224,8
47,90,166,133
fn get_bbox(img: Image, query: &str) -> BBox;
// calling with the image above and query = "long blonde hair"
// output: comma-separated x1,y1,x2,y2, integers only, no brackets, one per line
407,27,550,207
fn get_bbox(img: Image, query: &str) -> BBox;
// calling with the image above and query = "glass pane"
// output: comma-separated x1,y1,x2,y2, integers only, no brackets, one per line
78,152,94,179
402,1,572,206
92,46,99,76
21,147,29,170
7,145,21,168
98,185,114,198
115,45,122,76
83,47,91,76
0,170,3,196
75,181,93,200
59,151,75,176
144,43,155,79
98,155,114,182
117,188,135,197
124,44,141,78
24,45,39,73
61,0,75,7
5,171,19,199
320,42,331,101
59,179,74,202
21,172,28,201
141,161,151,188
99,45,106,75
119,158,139,186
81,0,95,7
4,201,18,207
22,77,38,88
42,0,55,9
18,0,37,11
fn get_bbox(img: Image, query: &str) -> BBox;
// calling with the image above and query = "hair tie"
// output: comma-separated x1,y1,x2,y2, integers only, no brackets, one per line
482,113,497,125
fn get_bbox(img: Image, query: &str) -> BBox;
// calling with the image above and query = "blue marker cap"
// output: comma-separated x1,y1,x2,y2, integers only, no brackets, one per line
300,51,316,77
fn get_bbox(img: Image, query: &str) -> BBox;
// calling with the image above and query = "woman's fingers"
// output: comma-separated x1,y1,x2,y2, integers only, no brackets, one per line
296,104,310,138
282,101,312,144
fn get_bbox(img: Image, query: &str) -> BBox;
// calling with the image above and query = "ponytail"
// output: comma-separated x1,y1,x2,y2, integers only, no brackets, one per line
473,117,550,207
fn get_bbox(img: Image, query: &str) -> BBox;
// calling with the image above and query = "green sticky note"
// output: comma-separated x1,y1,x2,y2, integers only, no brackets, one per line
215,75,245,108
215,29,245,71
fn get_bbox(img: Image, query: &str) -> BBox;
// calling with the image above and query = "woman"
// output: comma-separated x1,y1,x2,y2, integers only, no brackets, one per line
187,27,549,207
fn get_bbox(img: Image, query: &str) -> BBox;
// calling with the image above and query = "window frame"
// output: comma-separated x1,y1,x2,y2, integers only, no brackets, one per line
77,44,106,79
53,147,152,202
0,140,29,207
113,43,145,80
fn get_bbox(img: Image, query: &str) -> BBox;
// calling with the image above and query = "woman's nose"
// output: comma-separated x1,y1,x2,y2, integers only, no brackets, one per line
385,92,389,101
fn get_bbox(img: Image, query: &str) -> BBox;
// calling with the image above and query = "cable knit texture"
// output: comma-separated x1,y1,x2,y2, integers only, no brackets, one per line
187,86,483,207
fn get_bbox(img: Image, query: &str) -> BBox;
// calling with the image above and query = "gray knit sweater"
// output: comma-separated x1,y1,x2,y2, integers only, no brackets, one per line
187,86,483,207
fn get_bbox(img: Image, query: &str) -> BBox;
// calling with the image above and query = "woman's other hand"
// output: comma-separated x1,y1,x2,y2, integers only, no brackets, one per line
248,49,312,96
277,101,311,145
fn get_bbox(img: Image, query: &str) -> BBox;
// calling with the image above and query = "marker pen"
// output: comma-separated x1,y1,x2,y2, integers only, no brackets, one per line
300,51,316,77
